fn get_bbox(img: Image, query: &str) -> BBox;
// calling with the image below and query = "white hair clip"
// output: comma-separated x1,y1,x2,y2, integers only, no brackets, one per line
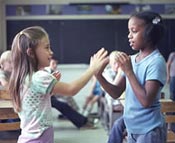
152,17,161,24
19,31,24,35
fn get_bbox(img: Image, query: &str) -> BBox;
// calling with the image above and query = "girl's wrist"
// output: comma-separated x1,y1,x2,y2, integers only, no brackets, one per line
95,73,103,81
125,70,134,77
87,67,95,76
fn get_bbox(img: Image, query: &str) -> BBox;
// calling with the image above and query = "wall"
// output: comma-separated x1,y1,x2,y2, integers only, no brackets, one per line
6,19,131,63
0,0,6,52
6,18,175,63
3,1,175,60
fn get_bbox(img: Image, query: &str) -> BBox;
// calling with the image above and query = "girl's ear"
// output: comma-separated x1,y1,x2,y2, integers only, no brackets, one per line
26,48,34,57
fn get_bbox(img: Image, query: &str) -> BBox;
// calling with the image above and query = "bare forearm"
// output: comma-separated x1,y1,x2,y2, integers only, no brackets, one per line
52,67,94,96
166,63,171,82
97,74,121,99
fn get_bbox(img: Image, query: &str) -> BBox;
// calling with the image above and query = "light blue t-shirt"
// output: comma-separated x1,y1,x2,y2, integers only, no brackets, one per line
123,49,167,134
18,70,57,140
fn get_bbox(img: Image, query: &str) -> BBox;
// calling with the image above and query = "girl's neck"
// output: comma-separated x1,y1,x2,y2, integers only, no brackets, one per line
136,46,156,62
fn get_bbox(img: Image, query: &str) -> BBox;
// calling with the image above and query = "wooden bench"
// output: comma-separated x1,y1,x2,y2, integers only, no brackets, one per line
0,90,20,143
161,99,175,143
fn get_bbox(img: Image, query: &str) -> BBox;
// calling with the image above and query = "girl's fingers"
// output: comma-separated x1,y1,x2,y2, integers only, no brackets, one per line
96,48,105,57
94,48,108,60
52,71,61,80
115,52,129,64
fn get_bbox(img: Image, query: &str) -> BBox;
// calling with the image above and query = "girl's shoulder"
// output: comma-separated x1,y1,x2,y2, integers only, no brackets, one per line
35,69,50,75
32,70,54,81
30,70,57,94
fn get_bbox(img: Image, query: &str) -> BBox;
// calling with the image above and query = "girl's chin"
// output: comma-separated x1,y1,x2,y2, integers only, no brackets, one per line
131,46,138,51
45,63,50,67
131,46,135,50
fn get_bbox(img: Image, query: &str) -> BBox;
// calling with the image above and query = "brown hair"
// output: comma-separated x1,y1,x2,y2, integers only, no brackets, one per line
8,26,48,112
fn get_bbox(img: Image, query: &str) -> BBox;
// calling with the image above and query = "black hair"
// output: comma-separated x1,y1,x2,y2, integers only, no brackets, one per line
130,11,165,46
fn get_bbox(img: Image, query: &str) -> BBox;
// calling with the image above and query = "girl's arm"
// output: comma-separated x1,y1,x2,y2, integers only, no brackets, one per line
51,48,108,96
95,57,125,99
97,71,125,99
126,70,160,107
116,52,160,108
166,59,171,84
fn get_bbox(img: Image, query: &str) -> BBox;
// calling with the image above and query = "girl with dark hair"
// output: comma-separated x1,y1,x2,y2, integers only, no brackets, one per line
97,11,167,143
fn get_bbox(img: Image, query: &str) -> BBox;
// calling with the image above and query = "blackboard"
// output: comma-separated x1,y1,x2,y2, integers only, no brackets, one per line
6,19,175,63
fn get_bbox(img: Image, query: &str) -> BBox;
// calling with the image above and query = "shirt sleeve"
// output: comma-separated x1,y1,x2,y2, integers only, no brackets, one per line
31,70,57,95
146,55,166,86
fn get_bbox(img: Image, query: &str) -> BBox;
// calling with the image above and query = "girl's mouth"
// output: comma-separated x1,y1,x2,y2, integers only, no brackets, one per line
129,41,134,47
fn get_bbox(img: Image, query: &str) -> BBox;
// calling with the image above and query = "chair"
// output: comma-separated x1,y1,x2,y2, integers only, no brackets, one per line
98,93,124,133
161,99,175,143
0,89,20,143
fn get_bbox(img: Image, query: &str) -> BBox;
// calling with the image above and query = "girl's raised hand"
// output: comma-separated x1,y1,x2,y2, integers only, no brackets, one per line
115,52,133,76
90,48,109,75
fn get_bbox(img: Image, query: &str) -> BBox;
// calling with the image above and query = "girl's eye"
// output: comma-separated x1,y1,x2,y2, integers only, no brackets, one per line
45,46,50,50
131,29,137,33
129,28,137,34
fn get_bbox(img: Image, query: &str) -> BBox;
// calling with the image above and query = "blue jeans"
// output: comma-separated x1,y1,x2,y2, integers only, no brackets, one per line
108,116,126,143
127,123,167,143
169,76,175,132
170,76,175,101
51,96,87,128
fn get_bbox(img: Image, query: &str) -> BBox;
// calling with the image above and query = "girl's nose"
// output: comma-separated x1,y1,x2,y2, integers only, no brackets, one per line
50,49,53,55
128,32,132,39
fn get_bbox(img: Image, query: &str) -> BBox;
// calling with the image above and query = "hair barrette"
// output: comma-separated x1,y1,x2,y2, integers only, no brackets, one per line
152,17,161,24
19,31,24,35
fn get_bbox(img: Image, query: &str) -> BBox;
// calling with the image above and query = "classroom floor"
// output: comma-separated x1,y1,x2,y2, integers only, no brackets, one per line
53,116,108,143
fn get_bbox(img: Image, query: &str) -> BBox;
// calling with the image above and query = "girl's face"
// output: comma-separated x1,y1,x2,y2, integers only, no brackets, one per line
2,60,12,73
128,17,146,51
109,57,118,72
35,36,53,69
